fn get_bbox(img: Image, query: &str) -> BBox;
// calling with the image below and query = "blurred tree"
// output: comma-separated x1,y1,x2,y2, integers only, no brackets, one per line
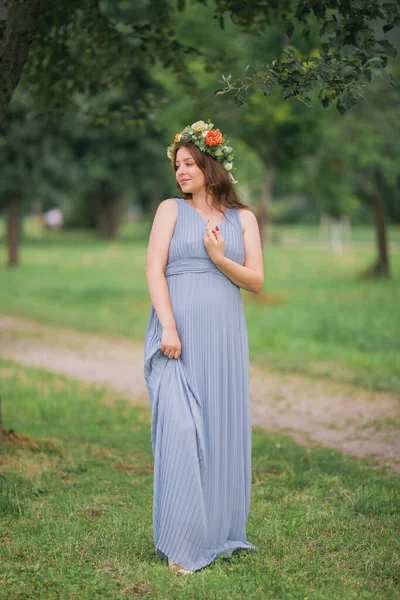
343,86,400,278
301,122,361,252
0,65,172,262
228,92,320,245
0,94,73,265
1,0,399,122
0,0,199,122
301,60,400,277
54,62,173,233
58,112,171,237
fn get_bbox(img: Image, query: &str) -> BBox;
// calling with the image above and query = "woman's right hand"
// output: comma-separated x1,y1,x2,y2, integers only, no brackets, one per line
160,326,182,359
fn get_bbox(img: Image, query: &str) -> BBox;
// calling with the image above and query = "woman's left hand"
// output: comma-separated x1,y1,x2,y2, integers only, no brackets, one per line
204,221,225,265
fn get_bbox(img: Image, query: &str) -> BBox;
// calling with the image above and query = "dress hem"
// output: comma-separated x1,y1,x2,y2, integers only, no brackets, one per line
155,540,259,573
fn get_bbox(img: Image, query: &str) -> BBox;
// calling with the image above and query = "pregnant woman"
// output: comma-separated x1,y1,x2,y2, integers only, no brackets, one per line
144,120,264,574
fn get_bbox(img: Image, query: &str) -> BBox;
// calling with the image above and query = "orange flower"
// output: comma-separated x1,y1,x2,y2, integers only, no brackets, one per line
174,133,180,143
205,129,224,146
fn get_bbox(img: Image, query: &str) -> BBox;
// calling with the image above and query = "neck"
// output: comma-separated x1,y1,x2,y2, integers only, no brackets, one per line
189,191,215,211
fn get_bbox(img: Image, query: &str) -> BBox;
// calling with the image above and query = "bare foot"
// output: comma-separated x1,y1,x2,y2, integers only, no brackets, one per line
168,562,194,575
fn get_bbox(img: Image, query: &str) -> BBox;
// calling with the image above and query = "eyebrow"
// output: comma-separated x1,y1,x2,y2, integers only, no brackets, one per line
175,157,193,164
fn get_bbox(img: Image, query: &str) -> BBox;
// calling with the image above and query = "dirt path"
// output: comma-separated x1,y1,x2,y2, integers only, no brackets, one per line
1,315,399,474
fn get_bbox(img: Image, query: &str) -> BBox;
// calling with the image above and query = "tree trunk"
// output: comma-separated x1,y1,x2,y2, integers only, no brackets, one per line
96,202,108,238
0,0,41,123
96,198,123,240
319,214,330,248
330,218,343,254
108,198,122,239
255,166,276,247
7,195,21,266
0,391,3,442
371,189,390,277
341,216,352,248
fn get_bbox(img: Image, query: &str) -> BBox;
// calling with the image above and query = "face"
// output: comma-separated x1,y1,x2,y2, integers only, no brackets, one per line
175,147,205,195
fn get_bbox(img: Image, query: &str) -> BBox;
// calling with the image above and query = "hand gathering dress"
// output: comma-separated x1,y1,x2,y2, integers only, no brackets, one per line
144,197,258,572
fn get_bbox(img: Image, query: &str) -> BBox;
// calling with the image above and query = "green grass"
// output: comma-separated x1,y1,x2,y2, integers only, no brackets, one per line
1,359,399,599
0,218,399,395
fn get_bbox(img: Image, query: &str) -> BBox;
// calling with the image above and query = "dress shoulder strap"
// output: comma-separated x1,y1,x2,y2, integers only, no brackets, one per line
173,197,187,227
226,206,242,228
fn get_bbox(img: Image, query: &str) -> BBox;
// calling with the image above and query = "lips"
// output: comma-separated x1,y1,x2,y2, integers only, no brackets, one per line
180,179,190,184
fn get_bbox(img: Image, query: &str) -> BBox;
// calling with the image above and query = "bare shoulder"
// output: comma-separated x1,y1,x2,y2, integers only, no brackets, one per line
154,198,178,222
238,207,258,232
157,197,178,214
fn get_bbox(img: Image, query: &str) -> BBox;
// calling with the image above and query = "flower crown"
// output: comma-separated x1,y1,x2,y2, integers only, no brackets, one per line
167,119,238,184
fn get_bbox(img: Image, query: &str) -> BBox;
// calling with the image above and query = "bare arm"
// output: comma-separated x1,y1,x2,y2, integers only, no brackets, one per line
207,209,264,294
145,198,181,359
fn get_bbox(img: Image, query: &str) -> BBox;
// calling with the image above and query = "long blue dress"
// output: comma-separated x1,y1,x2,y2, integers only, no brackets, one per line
144,197,258,572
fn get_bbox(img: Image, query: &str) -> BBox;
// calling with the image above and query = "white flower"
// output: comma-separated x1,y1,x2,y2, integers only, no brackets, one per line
223,162,233,171
167,146,174,160
228,172,238,184
201,130,208,138
191,120,209,133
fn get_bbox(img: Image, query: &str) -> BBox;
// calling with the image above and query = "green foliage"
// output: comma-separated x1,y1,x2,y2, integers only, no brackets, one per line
2,0,398,241
213,0,399,112
0,93,74,211
6,0,398,121
20,0,200,119
0,68,172,223
153,1,322,201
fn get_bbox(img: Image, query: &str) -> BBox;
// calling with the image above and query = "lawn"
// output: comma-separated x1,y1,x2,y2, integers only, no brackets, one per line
1,358,399,599
0,217,399,395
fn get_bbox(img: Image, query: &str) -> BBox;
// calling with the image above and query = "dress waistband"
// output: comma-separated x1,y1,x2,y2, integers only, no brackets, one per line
165,258,224,277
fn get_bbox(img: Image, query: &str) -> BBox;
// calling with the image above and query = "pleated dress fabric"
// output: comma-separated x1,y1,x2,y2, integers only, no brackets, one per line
144,197,258,572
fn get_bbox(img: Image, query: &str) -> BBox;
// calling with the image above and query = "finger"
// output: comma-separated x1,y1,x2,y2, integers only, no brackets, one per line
206,221,214,232
173,349,180,359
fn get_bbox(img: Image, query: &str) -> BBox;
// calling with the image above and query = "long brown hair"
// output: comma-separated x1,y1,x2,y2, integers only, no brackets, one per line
171,142,250,218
